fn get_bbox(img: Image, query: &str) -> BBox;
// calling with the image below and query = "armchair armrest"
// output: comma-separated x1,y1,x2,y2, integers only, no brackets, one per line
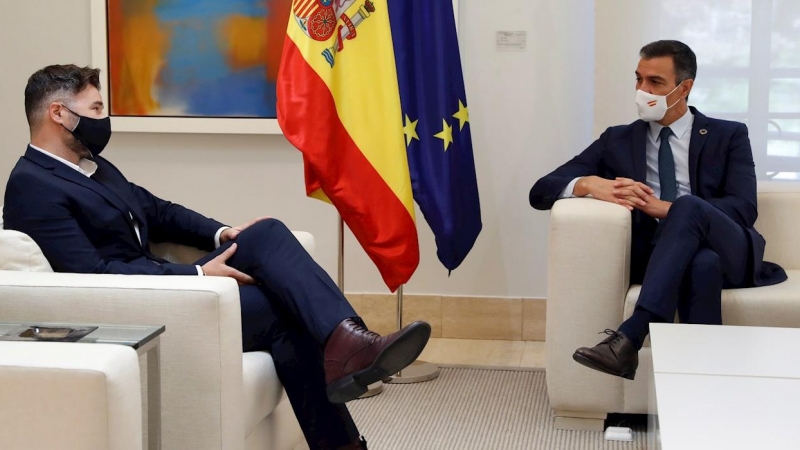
545,198,631,413
0,270,246,450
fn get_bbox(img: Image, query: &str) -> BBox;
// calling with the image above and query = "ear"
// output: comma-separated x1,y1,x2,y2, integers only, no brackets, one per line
48,102,68,126
681,78,694,99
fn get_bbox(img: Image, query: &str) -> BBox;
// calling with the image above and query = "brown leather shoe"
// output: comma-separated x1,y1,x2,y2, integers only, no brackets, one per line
572,329,639,380
324,319,431,403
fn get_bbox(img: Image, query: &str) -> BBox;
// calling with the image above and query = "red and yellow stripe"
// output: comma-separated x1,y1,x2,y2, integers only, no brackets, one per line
293,0,319,19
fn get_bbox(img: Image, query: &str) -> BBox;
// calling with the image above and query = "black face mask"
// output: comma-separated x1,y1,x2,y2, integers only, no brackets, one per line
60,104,112,157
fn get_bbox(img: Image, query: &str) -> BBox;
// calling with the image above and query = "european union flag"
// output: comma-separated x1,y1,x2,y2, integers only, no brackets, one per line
387,0,482,271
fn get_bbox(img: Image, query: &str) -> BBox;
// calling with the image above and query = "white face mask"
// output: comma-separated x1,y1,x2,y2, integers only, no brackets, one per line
635,81,684,122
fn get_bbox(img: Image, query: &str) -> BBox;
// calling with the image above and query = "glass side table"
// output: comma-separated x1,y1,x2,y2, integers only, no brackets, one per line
0,322,165,450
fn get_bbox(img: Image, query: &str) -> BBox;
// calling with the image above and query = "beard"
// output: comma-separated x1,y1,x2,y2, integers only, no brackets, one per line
63,129,91,160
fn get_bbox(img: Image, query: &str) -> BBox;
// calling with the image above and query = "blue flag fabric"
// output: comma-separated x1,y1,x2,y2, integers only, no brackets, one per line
387,0,482,271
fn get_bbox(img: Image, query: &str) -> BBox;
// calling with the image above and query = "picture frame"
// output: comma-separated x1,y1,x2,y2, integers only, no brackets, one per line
89,0,460,135
89,0,282,134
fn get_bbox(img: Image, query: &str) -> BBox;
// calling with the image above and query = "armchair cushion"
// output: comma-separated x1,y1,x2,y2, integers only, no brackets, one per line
243,351,286,437
0,229,53,272
624,270,800,339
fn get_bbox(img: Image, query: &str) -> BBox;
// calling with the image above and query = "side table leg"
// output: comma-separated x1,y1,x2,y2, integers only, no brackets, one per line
147,339,161,450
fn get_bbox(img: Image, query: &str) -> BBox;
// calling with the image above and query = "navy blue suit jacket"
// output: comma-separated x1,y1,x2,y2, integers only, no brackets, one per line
3,146,226,276
529,107,786,287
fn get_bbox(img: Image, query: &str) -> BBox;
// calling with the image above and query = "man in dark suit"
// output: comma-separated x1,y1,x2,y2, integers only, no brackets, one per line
529,41,786,380
4,64,432,450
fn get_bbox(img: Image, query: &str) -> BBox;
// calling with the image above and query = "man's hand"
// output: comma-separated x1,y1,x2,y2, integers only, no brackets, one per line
574,176,619,203
576,176,668,217
201,243,255,285
612,177,654,204
220,216,271,244
617,194,672,219
574,176,653,205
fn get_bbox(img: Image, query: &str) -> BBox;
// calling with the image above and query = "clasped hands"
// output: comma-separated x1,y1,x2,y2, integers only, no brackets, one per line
200,216,271,285
575,176,671,219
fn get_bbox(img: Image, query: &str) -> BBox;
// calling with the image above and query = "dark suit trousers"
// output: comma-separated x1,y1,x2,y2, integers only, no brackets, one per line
196,219,358,344
636,196,750,324
195,219,360,448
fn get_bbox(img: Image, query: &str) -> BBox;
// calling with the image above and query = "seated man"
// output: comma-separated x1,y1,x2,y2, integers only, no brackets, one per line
4,64,432,450
529,40,786,380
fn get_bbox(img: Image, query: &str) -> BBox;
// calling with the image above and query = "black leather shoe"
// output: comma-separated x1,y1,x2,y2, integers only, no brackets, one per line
572,330,638,380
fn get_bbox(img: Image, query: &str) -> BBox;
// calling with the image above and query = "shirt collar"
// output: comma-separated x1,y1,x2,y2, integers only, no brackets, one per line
29,144,98,177
648,108,694,141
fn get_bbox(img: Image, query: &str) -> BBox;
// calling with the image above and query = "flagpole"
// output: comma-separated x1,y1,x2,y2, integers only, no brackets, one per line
387,284,440,383
337,216,345,291
339,215,384,398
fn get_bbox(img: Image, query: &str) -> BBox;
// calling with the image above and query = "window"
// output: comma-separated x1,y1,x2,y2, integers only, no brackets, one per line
647,0,800,180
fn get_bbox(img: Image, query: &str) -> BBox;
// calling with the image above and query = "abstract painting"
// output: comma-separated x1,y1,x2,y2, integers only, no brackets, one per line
106,0,290,118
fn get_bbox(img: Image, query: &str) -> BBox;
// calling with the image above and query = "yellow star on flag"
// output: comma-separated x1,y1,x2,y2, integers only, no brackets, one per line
453,100,470,131
434,119,454,151
403,114,419,147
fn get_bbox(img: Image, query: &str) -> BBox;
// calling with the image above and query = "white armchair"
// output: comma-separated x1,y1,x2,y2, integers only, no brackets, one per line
0,342,142,450
545,184,800,430
0,218,310,449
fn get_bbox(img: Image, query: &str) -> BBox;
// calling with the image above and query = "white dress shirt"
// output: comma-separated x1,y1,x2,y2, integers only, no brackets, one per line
645,109,693,199
560,109,694,199
30,143,98,176
28,144,225,275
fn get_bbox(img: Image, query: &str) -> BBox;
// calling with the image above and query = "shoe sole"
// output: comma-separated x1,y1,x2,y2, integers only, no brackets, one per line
326,321,432,403
572,352,636,380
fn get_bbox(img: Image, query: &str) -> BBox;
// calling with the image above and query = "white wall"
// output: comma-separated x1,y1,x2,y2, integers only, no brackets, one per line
0,0,596,299
593,0,645,136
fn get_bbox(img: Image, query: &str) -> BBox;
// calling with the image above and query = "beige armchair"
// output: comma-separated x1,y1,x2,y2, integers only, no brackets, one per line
545,183,800,430
0,217,309,449
0,342,142,450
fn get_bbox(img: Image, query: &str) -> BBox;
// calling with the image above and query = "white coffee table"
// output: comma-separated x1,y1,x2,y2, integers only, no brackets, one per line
649,323,800,450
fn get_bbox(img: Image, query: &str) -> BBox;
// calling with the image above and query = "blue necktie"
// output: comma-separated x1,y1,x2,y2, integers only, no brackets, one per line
658,127,677,202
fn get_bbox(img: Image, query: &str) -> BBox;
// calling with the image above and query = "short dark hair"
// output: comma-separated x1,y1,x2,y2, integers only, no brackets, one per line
24,64,101,129
639,40,697,84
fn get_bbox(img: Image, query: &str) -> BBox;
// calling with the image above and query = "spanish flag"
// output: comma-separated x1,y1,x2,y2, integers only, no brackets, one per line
277,0,418,291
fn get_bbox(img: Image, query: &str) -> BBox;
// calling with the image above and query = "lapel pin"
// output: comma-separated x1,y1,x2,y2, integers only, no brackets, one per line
699,129,708,135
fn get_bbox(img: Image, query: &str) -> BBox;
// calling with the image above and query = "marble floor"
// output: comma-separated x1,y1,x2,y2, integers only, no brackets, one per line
417,338,546,369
